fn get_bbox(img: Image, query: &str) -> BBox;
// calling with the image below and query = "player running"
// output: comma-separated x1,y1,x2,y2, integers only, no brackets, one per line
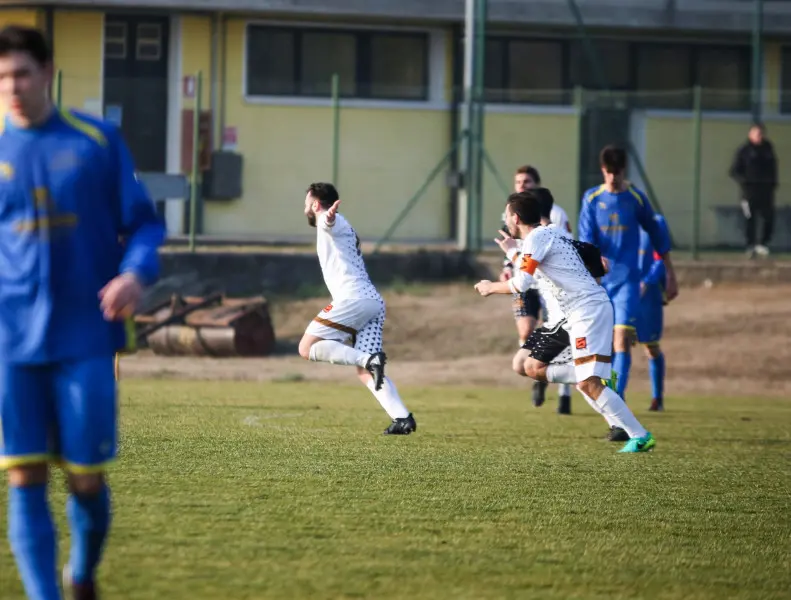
475,191,655,453
0,26,165,600
578,145,678,441
298,182,416,435
638,213,671,412
501,166,573,411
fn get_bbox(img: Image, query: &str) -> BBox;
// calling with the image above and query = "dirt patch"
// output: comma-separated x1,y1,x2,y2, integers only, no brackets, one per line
120,282,791,398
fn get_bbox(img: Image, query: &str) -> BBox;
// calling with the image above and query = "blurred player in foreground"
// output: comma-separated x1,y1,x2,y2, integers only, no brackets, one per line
637,213,671,412
578,145,677,441
475,191,655,453
0,25,165,600
298,183,416,435
500,165,572,411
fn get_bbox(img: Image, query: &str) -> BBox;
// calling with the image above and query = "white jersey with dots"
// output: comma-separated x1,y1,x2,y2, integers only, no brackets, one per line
535,224,571,328
512,225,608,316
316,213,381,301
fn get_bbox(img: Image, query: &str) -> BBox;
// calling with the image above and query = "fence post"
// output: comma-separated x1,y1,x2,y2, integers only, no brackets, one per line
188,71,203,253
691,85,702,260
331,73,340,186
54,69,62,109
573,86,584,217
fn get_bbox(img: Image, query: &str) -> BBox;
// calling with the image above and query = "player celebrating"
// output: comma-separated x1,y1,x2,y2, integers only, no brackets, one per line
475,191,655,453
578,145,677,441
638,213,671,412
501,165,573,411
0,26,165,600
298,183,416,435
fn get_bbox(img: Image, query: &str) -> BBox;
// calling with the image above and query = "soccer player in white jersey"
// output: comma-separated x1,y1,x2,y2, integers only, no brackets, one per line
298,183,417,435
501,166,573,411
475,191,655,453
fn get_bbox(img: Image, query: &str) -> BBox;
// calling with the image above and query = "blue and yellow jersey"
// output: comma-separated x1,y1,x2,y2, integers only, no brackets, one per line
0,108,164,364
578,183,670,286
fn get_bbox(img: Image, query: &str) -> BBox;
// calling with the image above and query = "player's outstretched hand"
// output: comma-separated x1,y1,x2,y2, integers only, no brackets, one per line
99,272,143,321
326,199,341,224
494,230,519,255
474,280,494,297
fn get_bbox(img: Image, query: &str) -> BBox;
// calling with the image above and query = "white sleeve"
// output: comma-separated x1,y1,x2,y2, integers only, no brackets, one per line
508,268,535,294
522,227,552,263
319,213,350,235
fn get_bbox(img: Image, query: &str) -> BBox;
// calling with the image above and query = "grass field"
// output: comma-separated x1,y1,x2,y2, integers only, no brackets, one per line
1,380,789,600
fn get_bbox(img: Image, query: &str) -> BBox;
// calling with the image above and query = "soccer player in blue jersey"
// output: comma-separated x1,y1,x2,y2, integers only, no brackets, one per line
578,146,678,441
0,26,165,600
638,213,671,412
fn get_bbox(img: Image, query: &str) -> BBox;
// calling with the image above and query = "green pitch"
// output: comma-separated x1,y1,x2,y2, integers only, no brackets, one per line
1,380,789,600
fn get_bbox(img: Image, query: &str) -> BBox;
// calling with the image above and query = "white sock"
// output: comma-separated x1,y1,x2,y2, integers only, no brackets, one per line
579,391,617,427
366,377,410,420
309,340,369,368
546,363,577,384
558,383,572,397
595,387,648,438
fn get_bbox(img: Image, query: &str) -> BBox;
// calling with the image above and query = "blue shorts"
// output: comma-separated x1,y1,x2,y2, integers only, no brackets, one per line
603,279,640,331
0,355,117,473
637,297,664,345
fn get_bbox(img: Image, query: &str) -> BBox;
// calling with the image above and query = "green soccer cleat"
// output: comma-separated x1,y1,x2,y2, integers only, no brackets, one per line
618,432,656,453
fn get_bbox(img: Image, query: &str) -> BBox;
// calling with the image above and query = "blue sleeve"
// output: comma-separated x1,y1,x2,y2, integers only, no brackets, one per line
643,255,666,287
577,193,598,246
111,129,165,286
634,189,670,256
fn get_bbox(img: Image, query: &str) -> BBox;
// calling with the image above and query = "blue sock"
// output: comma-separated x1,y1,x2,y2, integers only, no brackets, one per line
8,484,60,600
66,485,112,585
649,352,665,403
613,351,632,400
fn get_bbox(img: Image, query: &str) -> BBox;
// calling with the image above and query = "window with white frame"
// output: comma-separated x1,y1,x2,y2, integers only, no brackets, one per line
245,24,430,101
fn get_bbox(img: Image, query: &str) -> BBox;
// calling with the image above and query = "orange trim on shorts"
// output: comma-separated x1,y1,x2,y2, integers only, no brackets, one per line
520,256,539,275
574,354,612,366
312,316,358,346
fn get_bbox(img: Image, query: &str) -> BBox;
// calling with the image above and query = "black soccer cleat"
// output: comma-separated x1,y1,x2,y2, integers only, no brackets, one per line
606,426,630,442
384,413,417,435
532,381,547,407
64,566,99,600
557,395,571,415
365,352,387,391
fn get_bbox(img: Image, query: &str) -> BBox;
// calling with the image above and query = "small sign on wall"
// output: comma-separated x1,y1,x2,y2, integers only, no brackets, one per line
83,98,102,117
222,126,238,151
183,76,196,99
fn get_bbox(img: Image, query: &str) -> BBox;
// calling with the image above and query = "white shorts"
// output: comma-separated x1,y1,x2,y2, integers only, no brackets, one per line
565,300,614,383
304,298,386,354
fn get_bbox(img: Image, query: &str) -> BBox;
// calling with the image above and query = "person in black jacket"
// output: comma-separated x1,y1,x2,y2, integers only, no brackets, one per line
729,122,778,257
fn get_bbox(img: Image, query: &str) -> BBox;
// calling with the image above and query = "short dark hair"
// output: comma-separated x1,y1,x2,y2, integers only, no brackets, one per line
515,165,541,185
599,145,627,175
533,187,555,220
750,121,765,132
0,25,52,66
307,182,339,209
506,191,541,226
